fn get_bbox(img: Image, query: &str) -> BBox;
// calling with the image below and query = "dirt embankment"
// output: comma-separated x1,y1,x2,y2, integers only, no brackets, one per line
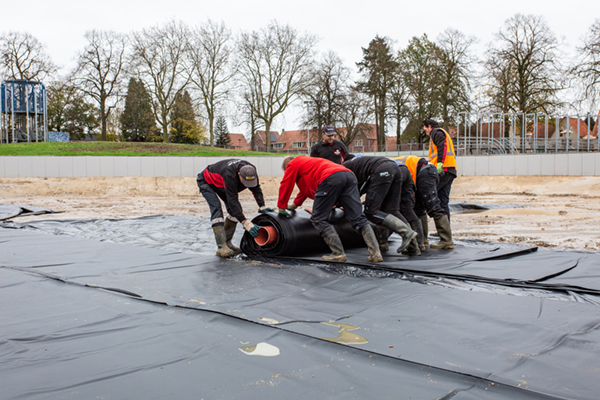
1,176,600,251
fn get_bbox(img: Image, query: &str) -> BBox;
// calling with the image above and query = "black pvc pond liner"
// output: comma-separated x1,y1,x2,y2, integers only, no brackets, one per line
2,214,600,399
0,204,61,221
449,201,529,214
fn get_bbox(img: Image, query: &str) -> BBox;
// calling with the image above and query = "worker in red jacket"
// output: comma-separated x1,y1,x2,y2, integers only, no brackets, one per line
277,156,383,263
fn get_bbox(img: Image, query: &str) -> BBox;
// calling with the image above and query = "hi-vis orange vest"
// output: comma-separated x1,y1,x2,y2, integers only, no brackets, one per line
429,129,456,168
392,155,426,184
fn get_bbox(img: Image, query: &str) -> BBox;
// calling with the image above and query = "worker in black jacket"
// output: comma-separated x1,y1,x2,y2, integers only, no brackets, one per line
196,159,273,257
343,155,417,253
310,125,354,164
393,155,453,250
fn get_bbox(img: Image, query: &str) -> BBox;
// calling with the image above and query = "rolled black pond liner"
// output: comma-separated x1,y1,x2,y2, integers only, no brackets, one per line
240,209,366,257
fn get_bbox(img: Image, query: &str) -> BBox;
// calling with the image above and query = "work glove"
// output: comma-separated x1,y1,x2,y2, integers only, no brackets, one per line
278,207,292,218
259,206,274,214
243,220,261,237
436,162,445,176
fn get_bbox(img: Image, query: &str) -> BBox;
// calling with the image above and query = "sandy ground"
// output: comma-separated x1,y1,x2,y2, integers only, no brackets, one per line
2,175,600,251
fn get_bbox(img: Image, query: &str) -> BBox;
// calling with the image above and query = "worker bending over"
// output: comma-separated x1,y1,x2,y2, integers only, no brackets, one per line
394,162,425,256
393,155,453,250
342,155,417,253
197,159,272,257
422,119,457,218
278,156,382,263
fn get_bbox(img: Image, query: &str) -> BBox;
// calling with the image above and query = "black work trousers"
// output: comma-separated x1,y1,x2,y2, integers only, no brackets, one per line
197,170,229,226
399,171,418,224
311,171,369,233
414,164,446,220
437,173,455,219
363,163,406,225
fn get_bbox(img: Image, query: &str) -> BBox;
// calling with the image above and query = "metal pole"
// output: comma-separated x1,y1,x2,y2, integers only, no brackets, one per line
11,81,16,143
43,84,48,142
26,82,30,142
533,113,537,153
565,114,571,153
475,111,480,155
576,115,580,152
0,83,4,144
544,114,548,154
587,113,591,152
555,116,559,153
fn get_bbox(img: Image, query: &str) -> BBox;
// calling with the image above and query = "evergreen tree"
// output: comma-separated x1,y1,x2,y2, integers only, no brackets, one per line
214,115,231,148
121,78,157,142
357,36,398,149
170,90,205,144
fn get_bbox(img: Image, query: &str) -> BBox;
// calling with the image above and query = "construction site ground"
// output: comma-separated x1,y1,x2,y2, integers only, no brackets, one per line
1,176,599,252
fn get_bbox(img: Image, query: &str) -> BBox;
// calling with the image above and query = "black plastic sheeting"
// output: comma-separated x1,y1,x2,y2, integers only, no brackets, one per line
0,204,60,221
3,214,600,399
449,201,528,214
241,209,366,256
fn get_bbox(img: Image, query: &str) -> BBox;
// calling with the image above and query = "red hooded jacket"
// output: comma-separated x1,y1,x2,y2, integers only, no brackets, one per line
278,156,349,209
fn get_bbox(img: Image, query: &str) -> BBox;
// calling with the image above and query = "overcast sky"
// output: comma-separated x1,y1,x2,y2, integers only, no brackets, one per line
3,0,597,133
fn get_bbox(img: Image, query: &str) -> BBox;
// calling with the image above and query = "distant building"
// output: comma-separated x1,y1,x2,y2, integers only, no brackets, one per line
226,133,250,151
254,130,281,152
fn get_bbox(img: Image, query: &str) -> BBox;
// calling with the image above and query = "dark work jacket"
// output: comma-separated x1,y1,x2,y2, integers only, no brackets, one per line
430,128,457,176
310,139,354,164
343,156,397,187
198,159,265,222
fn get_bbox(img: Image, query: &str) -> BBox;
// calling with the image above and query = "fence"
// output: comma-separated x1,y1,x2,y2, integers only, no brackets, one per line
456,112,600,156
250,141,430,156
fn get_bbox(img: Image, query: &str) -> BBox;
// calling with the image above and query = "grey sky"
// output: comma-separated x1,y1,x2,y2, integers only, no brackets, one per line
3,0,597,133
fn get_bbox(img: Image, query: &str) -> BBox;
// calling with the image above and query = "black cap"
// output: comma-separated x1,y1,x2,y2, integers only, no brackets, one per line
239,165,258,188
323,126,336,136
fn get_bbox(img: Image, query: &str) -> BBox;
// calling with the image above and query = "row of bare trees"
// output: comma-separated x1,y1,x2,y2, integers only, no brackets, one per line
1,15,600,148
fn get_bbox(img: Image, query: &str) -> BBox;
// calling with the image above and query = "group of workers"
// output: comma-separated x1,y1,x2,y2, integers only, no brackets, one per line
197,118,457,263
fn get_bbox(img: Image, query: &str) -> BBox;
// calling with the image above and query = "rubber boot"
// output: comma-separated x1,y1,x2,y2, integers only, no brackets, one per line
381,214,417,254
320,226,347,262
373,225,390,251
430,215,454,249
402,220,423,256
224,218,242,255
360,225,383,263
419,214,429,249
212,225,237,257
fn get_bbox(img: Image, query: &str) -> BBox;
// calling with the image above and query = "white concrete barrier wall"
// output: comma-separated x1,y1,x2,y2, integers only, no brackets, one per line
0,156,289,178
1,153,600,177
455,153,600,176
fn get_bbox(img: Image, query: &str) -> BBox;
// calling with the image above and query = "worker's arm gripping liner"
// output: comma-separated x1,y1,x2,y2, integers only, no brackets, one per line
240,209,366,257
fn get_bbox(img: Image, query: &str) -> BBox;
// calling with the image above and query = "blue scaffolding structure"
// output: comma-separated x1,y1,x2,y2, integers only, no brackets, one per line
1,80,48,143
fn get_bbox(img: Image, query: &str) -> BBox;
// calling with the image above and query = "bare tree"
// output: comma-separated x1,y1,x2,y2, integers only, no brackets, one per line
484,14,564,114
72,30,127,141
0,32,57,81
302,51,351,132
239,91,263,151
237,21,317,150
437,28,476,130
131,20,190,142
337,86,373,147
573,19,600,111
186,20,236,146
387,71,410,143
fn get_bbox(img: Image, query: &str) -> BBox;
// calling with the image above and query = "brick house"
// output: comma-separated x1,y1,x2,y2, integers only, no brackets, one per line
226,133,250,151
254,130,281,152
